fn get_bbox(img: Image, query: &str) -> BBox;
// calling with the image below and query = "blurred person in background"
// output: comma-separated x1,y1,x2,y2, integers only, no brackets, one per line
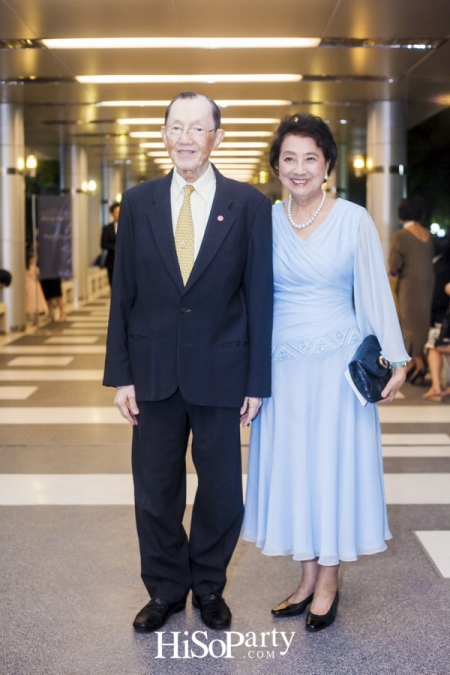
101,202,120,287
389,196,434,385
0,269,12,288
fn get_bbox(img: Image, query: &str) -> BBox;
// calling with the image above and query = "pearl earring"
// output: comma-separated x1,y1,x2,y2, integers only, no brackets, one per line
324,173,329,181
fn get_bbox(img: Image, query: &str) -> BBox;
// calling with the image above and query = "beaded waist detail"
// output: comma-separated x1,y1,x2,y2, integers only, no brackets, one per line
272,326,362,363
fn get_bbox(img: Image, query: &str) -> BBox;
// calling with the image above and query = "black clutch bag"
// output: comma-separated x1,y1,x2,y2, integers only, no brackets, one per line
348,335,392,403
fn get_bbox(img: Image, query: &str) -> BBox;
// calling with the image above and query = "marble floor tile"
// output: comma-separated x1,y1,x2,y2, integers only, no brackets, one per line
0,369,103,381
414,531,450,578
0,386,38,400
0,346,106,354
0,474,134,505
0,406,126,424
61,329,107,335
379,406,450,423
382,433,450,445
45,336,100,344
69,322,108,329
383,445,450,457
6,356,75,366
384,474,450,504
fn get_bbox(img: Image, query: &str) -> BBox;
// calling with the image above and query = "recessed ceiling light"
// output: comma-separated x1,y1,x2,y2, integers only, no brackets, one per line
45,38,320,49
77,74,302,84
211,150,263,156
120,117,279,125
118,118,164,125
98,100,171,107
152,156,260,164
129,131,163,138
222,131,274,137
216,100,291,107
222,118,280,124
139,141,267,149
100,99,290,108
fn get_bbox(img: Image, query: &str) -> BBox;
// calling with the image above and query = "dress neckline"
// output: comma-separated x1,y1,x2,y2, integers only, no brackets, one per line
279,198,341,245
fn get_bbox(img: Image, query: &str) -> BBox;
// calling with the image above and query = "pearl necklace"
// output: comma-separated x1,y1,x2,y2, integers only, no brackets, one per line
287,190,326,230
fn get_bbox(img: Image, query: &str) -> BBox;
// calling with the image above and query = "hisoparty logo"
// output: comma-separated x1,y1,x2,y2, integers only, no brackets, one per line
154,630,295,659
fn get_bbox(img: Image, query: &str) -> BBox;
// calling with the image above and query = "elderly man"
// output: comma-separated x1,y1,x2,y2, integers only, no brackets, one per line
104,92,273,632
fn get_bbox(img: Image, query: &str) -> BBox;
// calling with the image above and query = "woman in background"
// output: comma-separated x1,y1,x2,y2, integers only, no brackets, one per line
389,197,434,384
243,114,408,632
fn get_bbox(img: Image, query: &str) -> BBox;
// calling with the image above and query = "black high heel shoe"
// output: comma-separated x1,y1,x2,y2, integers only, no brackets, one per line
409,367,427,386
305,591,339,632
271,592,314,617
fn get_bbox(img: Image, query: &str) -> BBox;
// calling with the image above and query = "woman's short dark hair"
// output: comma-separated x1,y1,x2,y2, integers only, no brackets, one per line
164,92,221,129
0,269,12,287
398,196,427,224
269,114,338,177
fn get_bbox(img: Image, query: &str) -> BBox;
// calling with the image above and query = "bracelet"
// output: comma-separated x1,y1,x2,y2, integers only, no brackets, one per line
390,361,407,369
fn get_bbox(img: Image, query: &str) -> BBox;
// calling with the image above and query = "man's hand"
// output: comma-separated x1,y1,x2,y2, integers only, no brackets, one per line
114,384,139,425
240,397,262,426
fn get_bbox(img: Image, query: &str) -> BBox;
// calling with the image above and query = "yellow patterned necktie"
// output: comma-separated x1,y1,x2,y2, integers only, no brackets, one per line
175,184,195,285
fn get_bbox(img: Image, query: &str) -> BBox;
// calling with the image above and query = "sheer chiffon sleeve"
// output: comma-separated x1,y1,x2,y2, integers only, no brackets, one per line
354,209,410,363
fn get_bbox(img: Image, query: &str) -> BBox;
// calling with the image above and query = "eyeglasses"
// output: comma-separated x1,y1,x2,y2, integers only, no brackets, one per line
163,125,217,139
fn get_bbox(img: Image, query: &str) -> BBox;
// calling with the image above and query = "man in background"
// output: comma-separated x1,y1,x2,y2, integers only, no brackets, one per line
101,202,120,286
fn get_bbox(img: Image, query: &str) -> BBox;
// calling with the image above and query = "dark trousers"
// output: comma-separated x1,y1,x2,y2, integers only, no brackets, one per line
106,266,113,287
132,390,244,602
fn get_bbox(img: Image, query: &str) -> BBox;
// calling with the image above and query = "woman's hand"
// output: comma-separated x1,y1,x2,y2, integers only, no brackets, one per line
379,366,407,404
240,397,262,426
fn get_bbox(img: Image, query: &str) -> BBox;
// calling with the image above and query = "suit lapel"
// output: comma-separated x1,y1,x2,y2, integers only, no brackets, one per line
148,171,184,292
184,169,235,292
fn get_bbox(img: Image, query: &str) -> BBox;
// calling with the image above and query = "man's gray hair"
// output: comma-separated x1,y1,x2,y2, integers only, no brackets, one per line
164,92,221,129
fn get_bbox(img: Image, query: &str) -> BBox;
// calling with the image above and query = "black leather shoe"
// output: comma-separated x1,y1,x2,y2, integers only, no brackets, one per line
271,592,314,617
193,593,231,630
305,591,339,632
133,597,186,632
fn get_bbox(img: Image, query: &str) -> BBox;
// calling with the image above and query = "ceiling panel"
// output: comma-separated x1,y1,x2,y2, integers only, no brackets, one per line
1,0,449,183
5,0,337,38
328,0,450,38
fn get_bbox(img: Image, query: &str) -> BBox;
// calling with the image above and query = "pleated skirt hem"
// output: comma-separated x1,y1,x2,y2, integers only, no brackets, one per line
241,532,392,566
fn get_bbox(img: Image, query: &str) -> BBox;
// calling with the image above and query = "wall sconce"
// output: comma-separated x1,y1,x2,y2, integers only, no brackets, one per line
353,155,365,178
25,154,38,178
81,180,97,192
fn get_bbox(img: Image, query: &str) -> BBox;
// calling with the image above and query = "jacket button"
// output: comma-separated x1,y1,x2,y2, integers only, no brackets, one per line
180,307,191,314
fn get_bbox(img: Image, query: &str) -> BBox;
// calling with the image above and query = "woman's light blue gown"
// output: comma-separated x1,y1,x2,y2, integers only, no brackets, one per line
242,199,409,565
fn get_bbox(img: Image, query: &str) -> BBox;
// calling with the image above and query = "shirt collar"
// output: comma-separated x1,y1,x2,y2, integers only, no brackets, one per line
171,162,216,203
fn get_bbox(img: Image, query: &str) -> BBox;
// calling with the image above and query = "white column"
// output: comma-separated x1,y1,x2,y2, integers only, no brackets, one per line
366,101,407,259
62,145,89,302
101,161,122,225
0,104,26,331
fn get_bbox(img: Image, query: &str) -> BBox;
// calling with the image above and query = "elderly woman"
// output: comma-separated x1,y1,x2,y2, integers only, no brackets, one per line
242,114,408,631
389,196,434,384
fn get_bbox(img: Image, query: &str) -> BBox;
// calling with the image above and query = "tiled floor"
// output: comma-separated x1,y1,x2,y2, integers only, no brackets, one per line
1,296,449,675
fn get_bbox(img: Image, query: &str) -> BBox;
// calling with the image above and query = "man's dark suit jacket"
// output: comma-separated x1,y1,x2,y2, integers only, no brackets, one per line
103,166,273,408
101,222,116,272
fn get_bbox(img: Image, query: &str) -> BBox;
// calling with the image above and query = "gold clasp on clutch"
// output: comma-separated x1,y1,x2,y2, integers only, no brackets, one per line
379,356,389,369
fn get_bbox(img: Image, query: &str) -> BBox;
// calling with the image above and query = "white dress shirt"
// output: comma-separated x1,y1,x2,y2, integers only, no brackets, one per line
170,163,217,260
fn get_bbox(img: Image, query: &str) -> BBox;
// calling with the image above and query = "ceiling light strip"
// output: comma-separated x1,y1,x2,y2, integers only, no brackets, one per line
77,74,302,84
45,38,320,49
